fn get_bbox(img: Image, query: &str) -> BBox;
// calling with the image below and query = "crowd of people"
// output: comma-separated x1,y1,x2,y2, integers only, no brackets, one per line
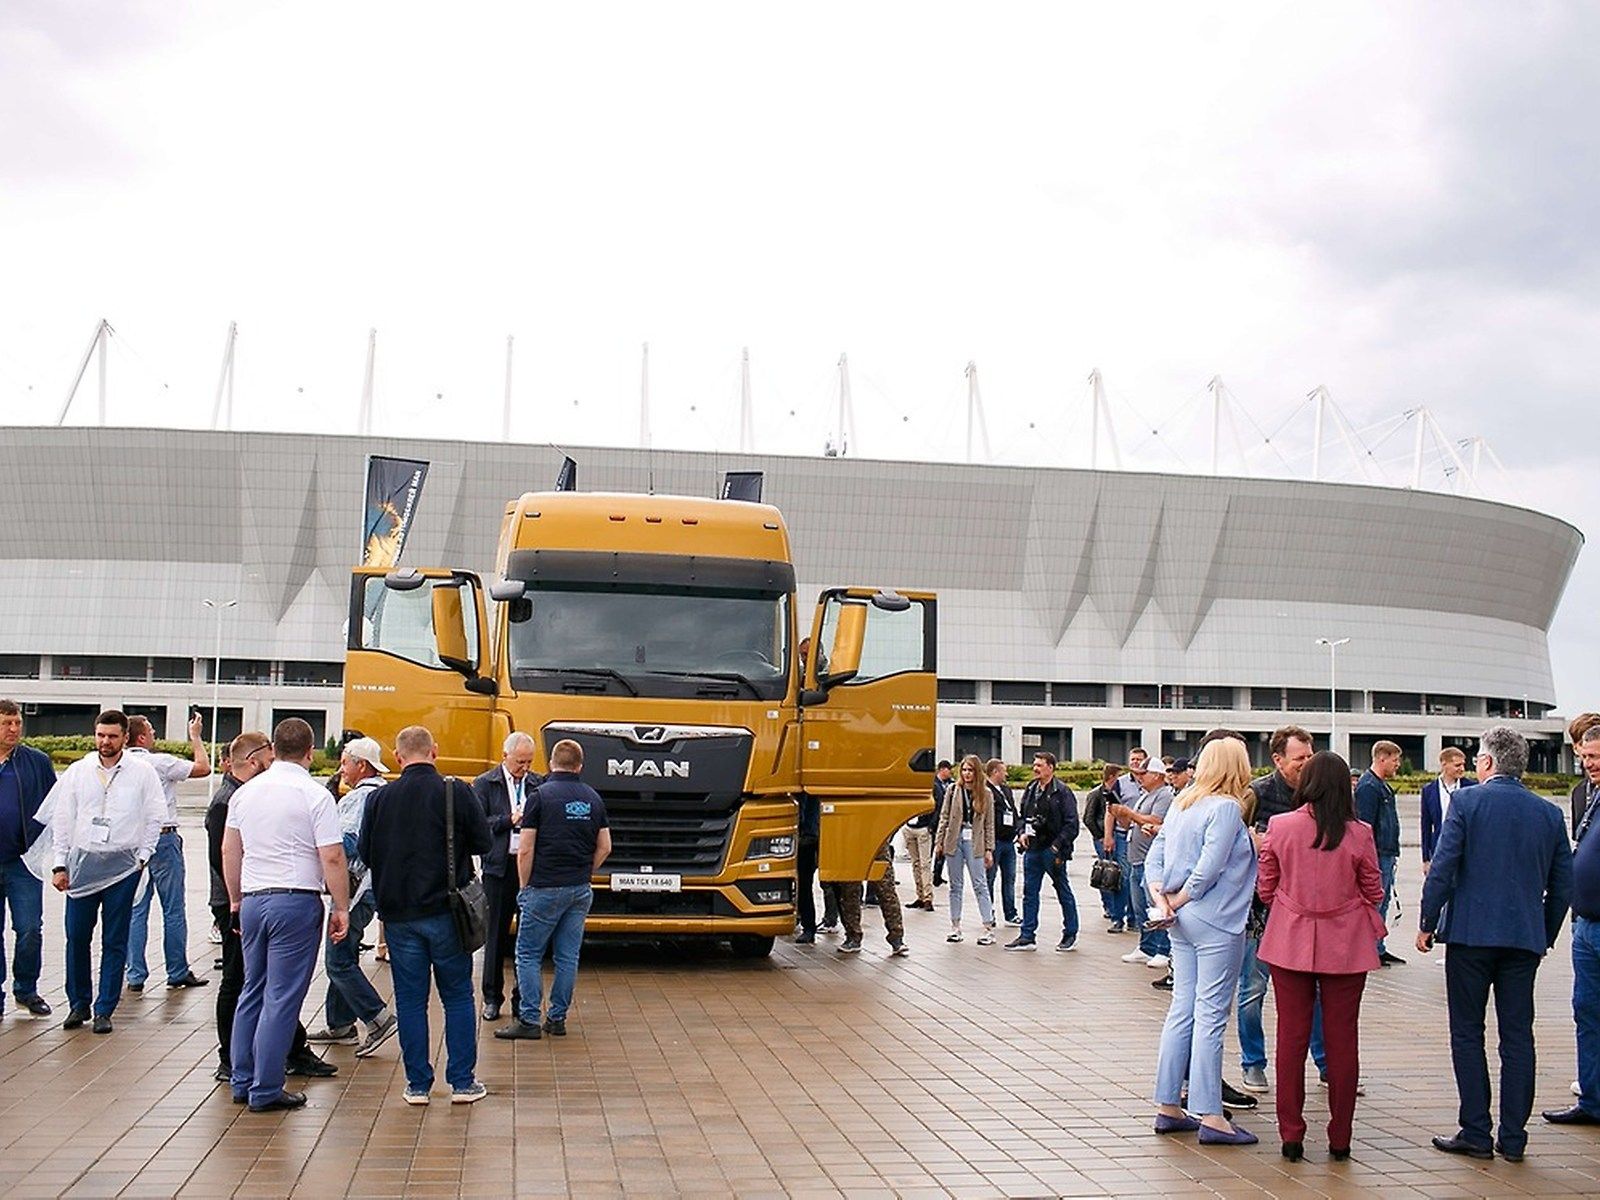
1,696,1598,1163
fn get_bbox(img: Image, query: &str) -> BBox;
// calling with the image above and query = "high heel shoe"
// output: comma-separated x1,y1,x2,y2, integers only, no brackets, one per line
1330,1146,1350,1161
1281,1141,1303,1162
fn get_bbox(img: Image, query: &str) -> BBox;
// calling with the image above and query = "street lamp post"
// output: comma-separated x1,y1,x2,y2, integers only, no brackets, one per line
202,598,237,799
1316,637,1351,752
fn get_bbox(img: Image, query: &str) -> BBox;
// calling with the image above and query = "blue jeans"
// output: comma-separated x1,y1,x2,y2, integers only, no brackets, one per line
515,884,593,1024
1572,916,1600,1115
1129,863,1170,957
1,856,44,999
231,892,323,1106
1376,854,1397,956
386,910,478,1092
1154,916,1246,1116
126,831,191,986
64,872,139,1017
986,839,1018,922
1020,847,1078,944
947,839,994,929
324,894,384,1028
1237,934,1269,1071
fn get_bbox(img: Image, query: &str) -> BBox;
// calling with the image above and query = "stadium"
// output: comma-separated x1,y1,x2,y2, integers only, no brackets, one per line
0,425,1580,773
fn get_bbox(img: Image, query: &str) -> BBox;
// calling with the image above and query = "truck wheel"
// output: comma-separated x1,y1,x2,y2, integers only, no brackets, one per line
729,935,776,959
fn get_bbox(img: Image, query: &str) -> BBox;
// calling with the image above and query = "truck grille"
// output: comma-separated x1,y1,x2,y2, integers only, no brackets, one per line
598,793,736,875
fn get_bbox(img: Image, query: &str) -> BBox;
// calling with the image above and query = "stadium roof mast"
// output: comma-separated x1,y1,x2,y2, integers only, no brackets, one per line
738,347,755,453
356,328,376,435
209,322,237,431
834,352,855,456
54,318,112,426
1087,369,1123,470
1206,376,1252,477
501,335,514,442
639,342,651,450
965,361,992,464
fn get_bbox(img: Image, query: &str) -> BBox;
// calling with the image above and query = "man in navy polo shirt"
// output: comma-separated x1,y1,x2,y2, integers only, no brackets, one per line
496,738,611,1041
1545,723,1600,1128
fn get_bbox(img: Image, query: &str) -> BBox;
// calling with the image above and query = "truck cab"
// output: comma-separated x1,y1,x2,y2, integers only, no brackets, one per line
343,490,936,956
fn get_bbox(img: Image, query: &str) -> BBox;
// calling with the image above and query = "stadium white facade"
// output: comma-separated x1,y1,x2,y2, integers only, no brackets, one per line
0,426,1581,772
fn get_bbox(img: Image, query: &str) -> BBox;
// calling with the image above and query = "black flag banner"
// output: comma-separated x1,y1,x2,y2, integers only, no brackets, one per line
361,455,430,567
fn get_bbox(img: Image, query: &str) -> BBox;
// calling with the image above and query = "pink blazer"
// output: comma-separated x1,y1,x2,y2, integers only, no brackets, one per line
1257,807,1386,975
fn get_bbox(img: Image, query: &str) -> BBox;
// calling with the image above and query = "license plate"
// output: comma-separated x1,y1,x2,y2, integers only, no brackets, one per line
610,872,682,893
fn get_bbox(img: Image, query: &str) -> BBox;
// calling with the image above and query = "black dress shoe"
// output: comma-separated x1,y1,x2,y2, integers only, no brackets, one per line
285,1053,338,1078
168,972,209,989
1330,1147,1350,1161
92,1014,113,1034
1431,1134,1493,1160
248,1090,308,1113
62,1006,90,1029
1152,974,1174,990
127,982,144,994
481,1001,502,1021
1495,1142,1524,1163
1542,1104,1600,1125
543,1018,566,1037
17,994,52,1017
1220,1080,1258,1110
1379,951,1407,966
494,1020,541,1040
1281,1141,1303,1162
214,1063,231,1082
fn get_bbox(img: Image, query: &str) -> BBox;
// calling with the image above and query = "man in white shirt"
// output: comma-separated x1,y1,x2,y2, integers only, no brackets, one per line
307,737,397,1056
222,718,350,1113
45,710,166,1034
124,713,210,994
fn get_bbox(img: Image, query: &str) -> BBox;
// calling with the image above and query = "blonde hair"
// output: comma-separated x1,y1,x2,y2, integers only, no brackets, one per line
957,753,990,818
1177,736,1252,811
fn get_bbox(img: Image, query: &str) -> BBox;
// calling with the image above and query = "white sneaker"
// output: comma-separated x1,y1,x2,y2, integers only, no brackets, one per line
1575,1080,1584,1097
1121,949,1150,964
1146,954,1171,969
946,929,963,943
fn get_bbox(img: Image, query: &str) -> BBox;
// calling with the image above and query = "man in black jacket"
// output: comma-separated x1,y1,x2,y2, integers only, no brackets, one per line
204,732,331,1085
471,732,543,1020
360,725,492,1105
1006,752,1080,952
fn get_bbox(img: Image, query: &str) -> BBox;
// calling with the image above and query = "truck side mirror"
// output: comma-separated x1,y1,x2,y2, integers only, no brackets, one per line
384,568,426,592
431,584,475,675
489,578,526,602
870,588,911,612
820,603,866,687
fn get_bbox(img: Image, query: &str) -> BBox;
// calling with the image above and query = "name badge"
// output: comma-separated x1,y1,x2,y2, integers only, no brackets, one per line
961,827,973,843
90,817,112,845
508,830,522,853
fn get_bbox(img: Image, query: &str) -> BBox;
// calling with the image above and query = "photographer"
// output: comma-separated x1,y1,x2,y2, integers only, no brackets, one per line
1005,752,1080,952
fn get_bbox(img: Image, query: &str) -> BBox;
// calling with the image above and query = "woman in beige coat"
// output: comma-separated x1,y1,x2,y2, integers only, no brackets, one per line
936,755,997,943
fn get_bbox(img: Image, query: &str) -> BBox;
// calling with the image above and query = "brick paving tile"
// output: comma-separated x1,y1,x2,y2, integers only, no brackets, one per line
4,807,1600,1196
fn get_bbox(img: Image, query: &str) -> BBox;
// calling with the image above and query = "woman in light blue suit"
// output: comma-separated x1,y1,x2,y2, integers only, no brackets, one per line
1147,735,1260,1145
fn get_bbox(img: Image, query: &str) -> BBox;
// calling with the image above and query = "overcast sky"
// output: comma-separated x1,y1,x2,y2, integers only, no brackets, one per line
2,2,1597,709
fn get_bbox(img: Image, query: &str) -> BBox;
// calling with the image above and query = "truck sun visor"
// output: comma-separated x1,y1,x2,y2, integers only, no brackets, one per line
505,549,795,595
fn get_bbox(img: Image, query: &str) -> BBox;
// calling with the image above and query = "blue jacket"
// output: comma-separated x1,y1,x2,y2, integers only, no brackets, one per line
0,744,55,862
1419,776,1572,956
1356,769,1400,857
1420,775,1476,864
1146,793,1257,936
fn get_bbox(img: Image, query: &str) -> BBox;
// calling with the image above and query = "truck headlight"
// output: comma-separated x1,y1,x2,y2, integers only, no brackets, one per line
745,835,794,860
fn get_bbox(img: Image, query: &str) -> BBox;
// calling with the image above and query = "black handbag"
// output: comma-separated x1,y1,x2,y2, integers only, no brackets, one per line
444,778,489,954
1089,856,1123,893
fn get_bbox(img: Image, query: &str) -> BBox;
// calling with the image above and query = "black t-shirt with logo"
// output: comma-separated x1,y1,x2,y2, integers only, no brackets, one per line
525,771,610,888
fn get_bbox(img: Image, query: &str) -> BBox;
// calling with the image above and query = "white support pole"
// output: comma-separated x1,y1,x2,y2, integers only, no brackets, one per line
1318,637,1350,750
1224,389,1251,478
738,347,755,453
1093,370,1123,470
202,598,237,801
1311,386,1326,481
965,361,991,464
837,352,854,456
210,322,237,430
1410,406,1427,489
1469,436,1483,482
1424,410,1474,494
501,334,514,442
359,328,376,435
1327,394,1375,482
96,320,108,426
639,342,651,450
1088,370,1101,469
1208,375,1223,475
56,320,107,425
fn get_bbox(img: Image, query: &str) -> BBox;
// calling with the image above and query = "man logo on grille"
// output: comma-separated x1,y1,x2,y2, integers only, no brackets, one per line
632,726,669,745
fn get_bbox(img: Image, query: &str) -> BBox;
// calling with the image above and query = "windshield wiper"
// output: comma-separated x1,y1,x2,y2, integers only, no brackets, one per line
643,669,763,698
547,667,640,696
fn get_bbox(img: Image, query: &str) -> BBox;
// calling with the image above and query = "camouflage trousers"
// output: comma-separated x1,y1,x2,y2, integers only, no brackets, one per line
838,844,904,945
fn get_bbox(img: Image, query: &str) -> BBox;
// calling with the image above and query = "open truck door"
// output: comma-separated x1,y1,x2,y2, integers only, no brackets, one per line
800,587,937,882
344,567,495,778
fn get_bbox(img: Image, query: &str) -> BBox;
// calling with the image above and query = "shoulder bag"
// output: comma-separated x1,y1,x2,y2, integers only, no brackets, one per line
1089,856,1123,894
444,778,489,954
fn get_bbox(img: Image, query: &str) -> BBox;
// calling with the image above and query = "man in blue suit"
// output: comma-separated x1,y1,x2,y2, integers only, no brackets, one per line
1419,726,1572,1163
1420,747,1474,873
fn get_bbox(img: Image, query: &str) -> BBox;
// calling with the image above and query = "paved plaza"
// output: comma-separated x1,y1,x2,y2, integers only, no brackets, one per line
1,794,1598,1199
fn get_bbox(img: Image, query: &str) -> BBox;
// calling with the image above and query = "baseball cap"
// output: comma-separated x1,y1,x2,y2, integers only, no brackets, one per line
1169,757,1194,774
342,736,389,775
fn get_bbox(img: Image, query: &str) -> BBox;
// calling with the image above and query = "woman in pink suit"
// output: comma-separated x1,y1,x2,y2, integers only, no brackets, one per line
1257,750,1387,1163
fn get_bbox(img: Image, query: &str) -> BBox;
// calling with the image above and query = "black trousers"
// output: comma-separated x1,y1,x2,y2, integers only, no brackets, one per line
1444,942,1541,1154
797,836,821,934
213,902,309,1068
482,873,521,1005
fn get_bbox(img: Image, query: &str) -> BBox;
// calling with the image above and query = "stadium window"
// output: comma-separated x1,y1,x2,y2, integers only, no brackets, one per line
937,679,977,703
1050,683,1106,707
991,681,1046,706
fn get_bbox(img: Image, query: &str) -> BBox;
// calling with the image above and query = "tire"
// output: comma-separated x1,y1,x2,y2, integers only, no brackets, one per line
729,935,776,959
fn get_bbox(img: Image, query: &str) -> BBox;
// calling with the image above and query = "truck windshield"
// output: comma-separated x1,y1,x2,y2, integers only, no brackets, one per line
507,586,790,700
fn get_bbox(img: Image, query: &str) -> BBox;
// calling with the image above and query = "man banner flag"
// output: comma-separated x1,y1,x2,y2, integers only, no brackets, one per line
362,455,429,567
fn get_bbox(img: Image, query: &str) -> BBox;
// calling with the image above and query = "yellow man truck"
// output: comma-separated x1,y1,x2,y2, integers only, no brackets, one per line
342,490,936,957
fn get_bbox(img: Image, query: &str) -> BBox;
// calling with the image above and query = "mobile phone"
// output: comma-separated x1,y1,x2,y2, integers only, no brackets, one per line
1143,916,1176,932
